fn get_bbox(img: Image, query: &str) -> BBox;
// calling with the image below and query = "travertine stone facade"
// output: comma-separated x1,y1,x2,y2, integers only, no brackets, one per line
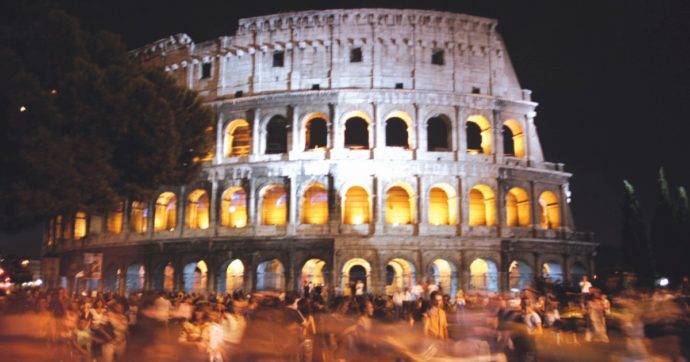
45,9,596,296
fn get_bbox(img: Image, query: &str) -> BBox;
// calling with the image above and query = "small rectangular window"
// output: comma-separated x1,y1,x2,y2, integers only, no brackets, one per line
431,49,445,66
201,62,212,79
350,47,363,63
395,83,404,89
472,87,481,94
311,84,320,90
234,91,244,98
273,51,284,67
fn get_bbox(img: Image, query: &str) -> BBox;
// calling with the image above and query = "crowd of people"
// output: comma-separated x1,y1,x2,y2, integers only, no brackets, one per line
0,275,689,361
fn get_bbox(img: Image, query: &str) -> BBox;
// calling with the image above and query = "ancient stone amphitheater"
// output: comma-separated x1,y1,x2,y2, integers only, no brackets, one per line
43,9,596,296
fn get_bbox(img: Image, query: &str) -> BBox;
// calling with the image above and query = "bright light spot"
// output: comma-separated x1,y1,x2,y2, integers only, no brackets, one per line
4,277,10,283
353,215,363,225
659,278,669,287
19,106,27,112
21,259,29,267
50,89,57,95
229,206,236,213
35,279,43,286
0,267,4,275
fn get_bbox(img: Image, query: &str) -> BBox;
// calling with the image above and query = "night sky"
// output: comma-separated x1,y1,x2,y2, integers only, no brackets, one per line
2,0,690,257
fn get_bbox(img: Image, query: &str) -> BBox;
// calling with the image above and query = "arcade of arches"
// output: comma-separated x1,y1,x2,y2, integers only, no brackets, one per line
97,254,588,296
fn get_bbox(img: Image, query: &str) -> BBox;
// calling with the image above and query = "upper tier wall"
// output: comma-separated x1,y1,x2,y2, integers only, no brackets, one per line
131,9,526,101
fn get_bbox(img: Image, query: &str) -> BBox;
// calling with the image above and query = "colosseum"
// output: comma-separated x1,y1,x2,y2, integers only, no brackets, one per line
42,9,597,296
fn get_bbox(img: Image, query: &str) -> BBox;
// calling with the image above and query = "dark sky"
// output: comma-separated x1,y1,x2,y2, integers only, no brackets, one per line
3,0,690,257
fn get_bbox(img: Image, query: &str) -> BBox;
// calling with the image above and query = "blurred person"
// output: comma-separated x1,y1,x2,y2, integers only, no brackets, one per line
355,280,364,296
423,291,448,340
107,303,129,360
585,290,609,343
393,288,405,319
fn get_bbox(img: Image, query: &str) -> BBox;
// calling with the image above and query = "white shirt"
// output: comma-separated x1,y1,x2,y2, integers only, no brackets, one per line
580,281,592,294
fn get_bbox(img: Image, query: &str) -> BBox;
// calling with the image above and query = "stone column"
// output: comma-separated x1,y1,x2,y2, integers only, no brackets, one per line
419,176,429,225
374,176,383,232
248,178,257,227
251,109,261,157
177,186,186,237
210,179,219,237
216,113,224,162
288,175,298,235
494,110,504,163
290,105,300,154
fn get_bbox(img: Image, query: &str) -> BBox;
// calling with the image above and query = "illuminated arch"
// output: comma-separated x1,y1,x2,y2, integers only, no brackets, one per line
220,187,247,228
469,185,496,226
430,259,458,296
506,187,531,227
224,119,251,157
342,111,370,149
509,260,533,291
130,201,148,233
428,183,457,225
301,183,329,224
341,258,371,295
106,203,123,234
256,259,285,291
503,119,525,158
301,258,326,288
343,186,370,224
220,259,244,294
74,211,88,239
385,184,415,225
539,191,561,229
154,192,177,231
183,260,208,294
384,111,413,148
385,258,416,295
261,185,287,226
542,261,564,284
469,258,498,292
466,115,492,155
186,189,209,229
427,115,452,151
303,113,329,150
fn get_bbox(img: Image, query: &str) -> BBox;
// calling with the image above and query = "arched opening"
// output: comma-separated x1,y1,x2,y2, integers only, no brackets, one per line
154,192,177,231
256,259,285,291
385,258,416,295
261,185,287,226
265,115,288,154
466,115,492,155
343,186,369,224
305,116,328,150
342,258,371,296
469,258,498,292
130,201,149,233
344,117,369,149
570,262,587,287
126,264,145,293
506,187,531,227
469,185,496,226
183,260,208,294
224,119,251,157
220,187,247,228
503,120,525,158
153,262,175,292
107,203,123,234
539,191,561,229
186,189,209,230
427,116,451,151
386,185,414,225
220,259,244,294
103,265,121,293
509,260,533,291
301,183,328,224
385,117,409,148
301,259,326,292
429,184,457,225
542,262,564,284
431,259,458,296
74,211,88,239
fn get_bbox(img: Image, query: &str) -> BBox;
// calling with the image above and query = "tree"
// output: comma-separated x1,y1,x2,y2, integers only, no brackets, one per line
0,2,214,231
676,186,690,276
650,168,679,278
621,180,653,281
